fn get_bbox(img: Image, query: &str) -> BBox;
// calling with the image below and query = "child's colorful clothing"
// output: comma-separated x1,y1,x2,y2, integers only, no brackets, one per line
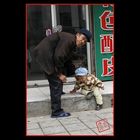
74,74,104,105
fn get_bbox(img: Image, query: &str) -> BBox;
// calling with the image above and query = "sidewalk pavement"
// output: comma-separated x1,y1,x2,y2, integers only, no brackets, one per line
27,107,114,136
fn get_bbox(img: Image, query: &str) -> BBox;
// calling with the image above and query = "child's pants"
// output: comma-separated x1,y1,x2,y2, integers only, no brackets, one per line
81,87,103,105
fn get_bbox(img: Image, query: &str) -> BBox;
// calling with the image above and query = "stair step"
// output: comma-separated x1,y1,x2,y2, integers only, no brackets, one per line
27,81,113,117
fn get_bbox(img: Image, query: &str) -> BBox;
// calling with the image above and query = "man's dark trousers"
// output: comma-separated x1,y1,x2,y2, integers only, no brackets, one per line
45,73,64,115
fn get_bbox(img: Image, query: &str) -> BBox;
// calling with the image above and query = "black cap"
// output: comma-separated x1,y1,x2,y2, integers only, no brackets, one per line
79,28,92,42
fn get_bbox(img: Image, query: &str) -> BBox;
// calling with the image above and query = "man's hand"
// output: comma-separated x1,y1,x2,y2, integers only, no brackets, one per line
58,74,67,82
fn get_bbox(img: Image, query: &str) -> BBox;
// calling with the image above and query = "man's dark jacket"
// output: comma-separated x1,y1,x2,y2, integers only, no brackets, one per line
32,32,76,75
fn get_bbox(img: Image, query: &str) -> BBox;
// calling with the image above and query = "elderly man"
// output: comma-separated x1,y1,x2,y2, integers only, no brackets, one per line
33,28,92,118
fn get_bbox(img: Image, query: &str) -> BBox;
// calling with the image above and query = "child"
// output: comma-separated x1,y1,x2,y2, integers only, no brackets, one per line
70,67,104,110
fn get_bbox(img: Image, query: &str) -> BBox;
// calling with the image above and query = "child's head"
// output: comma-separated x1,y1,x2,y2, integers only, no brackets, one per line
75,67,88,81
75,67,88,76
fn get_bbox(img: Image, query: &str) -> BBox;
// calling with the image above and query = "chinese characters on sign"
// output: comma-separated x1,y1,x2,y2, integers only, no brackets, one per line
100,10,114,30
102,56,114,76
93,5,114,80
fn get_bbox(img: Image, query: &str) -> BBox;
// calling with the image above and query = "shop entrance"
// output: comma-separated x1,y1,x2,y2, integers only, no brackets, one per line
27,5,89,80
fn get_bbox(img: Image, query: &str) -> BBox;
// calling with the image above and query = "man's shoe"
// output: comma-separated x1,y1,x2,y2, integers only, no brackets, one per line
51,112,71,118
62,92,66,95
96,104,103,111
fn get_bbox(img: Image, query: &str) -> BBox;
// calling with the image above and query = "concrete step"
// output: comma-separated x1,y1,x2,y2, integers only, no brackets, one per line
27,80,113,118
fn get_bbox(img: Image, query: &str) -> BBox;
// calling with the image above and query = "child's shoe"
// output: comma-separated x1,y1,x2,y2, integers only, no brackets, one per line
96,104,103,111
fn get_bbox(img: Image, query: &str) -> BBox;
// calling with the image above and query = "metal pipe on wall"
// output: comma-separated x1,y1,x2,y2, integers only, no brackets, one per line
51,5,57,27
85,5,92,74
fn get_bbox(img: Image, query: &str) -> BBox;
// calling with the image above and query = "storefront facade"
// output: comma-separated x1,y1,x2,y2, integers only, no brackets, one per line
27,4,114,81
